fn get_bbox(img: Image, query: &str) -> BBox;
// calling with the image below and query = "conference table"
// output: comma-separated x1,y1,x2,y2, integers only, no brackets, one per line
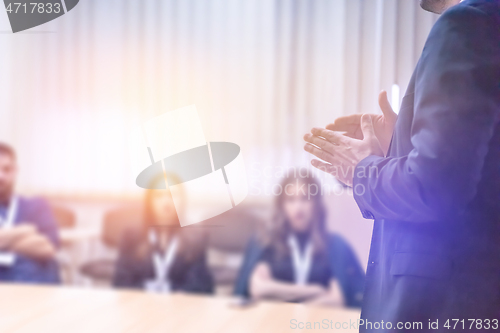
0,284,361,333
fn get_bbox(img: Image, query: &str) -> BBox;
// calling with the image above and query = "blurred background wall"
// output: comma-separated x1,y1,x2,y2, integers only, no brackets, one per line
0,0,438,286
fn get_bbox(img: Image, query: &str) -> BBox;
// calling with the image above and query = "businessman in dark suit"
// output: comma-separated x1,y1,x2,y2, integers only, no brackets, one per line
304,0,500,331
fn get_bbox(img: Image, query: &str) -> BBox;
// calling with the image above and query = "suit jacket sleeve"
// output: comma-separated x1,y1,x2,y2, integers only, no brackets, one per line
353,5,500,222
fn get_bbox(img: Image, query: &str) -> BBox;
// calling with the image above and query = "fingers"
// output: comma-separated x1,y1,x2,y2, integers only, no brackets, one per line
378,90,397,121
360,114,376,140
326,114,362,131
378,90,392,115
360,114,384,157
303,140,350,166
310,128,347,145
304,135,352,165
303,133,336,153
303,142,336,164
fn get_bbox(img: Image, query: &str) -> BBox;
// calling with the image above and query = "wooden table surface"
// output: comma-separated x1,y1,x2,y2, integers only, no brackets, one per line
0,284,361,333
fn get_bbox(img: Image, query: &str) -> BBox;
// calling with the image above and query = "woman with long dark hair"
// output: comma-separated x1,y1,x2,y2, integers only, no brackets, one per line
113,174,213,294
248,171,362,305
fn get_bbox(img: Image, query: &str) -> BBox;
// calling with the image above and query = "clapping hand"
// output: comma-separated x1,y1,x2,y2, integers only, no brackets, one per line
303,91,396,186
326,91,397,155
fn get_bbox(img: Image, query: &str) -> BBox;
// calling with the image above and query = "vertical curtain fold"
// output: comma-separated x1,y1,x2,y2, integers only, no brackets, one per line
0,0,438,196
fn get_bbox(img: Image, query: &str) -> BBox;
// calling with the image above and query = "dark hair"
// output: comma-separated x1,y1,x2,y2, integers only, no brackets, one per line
0,143,16,160
137,173,207,262
259,169,327,258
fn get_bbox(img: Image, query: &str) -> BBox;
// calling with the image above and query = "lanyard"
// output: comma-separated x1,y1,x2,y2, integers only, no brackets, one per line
148,230,179,291
0,196,18,229
288,235,313,285
0,196,18,266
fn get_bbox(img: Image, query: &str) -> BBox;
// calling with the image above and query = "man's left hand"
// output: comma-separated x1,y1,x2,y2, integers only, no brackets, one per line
303,114,384,186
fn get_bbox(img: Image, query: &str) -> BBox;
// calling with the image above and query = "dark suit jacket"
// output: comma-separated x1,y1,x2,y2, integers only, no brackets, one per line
113,228,213,294
353,1,500,331
233,233,365,308
0,197,60,284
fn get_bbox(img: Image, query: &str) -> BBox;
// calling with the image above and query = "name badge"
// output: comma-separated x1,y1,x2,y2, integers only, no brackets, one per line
0,196,18,267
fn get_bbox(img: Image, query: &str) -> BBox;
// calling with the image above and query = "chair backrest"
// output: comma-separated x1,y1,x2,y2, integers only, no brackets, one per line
200,202,269,253
102,202,143,248
50,205,76,229
101,201,269,252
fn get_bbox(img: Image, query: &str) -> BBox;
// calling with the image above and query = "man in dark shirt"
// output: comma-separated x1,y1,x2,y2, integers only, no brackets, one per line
0,143,60,283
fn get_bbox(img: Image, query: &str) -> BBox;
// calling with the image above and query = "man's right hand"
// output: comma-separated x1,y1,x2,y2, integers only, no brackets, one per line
326,90,397,156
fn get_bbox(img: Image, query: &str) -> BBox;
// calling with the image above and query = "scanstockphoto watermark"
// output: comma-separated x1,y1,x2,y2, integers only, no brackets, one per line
290,318,500,331
290,319,424,331
290,318,362,330
248,162,380,198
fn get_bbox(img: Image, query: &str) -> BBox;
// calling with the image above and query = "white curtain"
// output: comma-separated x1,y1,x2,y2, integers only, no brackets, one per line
0,0,437,197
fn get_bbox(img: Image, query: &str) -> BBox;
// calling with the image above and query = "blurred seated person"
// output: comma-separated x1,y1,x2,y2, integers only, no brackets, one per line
0,143,60,283
113,174,213,294
235,172,364,307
